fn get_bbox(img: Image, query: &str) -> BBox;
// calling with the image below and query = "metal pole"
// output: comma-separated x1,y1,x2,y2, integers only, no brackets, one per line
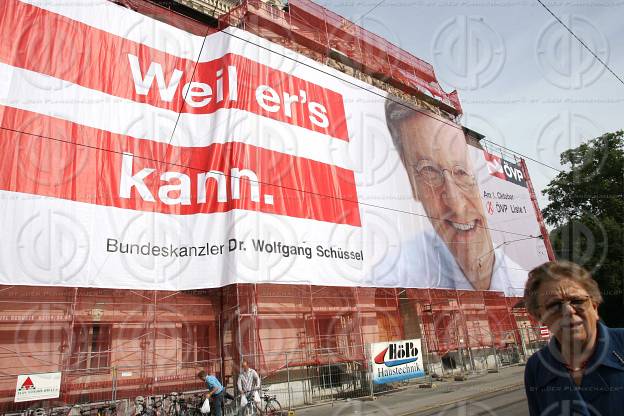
286,352,292,411
491,333,499,372
253,283,259,362
456,292,475,373
218,311,224,372
151,289,157,394
519,326,529,362
467,344,475,373
61,287,79,401
354,288,366,361
236,285,244,368
453,312,464,374
367,344,374,399
328,357,334,402
111,366,117,401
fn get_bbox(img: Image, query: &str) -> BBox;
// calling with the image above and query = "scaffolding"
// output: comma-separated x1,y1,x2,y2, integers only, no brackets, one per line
0,0,552,410
0,283,547,410
217,0,462,116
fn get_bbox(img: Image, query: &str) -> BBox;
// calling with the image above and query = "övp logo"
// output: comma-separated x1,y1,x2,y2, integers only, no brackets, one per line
374,341,419,367
483,151,527,188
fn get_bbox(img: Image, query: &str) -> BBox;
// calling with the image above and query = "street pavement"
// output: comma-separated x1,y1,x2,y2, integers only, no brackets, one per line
293,365,527,416
414,387,527,416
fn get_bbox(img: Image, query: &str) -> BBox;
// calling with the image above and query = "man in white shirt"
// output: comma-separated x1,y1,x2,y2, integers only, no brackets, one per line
383,229,526,296
237,360,262,412
383,99,523,295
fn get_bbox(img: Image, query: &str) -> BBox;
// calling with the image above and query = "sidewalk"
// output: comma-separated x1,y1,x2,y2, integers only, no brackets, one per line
293,365,526,416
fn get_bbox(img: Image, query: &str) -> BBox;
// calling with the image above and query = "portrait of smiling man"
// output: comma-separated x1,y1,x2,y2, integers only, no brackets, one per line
383,98,524,295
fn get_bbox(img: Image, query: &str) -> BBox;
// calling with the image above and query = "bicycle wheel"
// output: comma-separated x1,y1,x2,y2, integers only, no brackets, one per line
166,404,179,416
264,399,281,415
240,403,255,416
184,408,198,416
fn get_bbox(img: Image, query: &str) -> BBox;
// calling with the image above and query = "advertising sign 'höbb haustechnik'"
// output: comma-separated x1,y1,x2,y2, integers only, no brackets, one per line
371,339,425,384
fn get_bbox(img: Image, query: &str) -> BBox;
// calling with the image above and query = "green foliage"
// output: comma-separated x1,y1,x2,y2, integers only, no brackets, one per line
543,131,624,327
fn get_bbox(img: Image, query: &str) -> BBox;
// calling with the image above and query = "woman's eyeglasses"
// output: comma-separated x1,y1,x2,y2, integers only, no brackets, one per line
542,296,591,315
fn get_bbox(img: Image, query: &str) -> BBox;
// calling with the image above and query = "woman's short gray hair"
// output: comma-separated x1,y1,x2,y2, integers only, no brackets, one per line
524,260,603,318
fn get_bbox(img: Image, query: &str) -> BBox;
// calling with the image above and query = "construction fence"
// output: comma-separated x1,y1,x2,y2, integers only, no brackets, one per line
0,284,546,412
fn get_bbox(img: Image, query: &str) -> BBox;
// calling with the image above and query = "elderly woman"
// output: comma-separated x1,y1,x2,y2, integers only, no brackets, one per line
524,261,624,415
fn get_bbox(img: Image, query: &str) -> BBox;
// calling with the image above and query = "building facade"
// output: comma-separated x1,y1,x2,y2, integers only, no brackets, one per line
0,0,552,410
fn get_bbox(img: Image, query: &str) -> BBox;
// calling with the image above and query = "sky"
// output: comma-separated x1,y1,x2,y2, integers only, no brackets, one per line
319,0,624,209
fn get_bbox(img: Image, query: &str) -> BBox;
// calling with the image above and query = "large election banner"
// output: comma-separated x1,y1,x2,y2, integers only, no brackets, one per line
0,0,549,294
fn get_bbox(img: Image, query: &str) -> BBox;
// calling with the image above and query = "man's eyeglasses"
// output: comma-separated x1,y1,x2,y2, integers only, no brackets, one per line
411,160,476,190
542,296,591,315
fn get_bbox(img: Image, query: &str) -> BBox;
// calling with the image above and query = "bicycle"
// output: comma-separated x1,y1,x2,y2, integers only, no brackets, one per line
239,388,281,416
134,396,154,416
78,402,117,416
239,389,261,416
163,393,185,416
149,396,166,416
182,392,204,416
259,388,281,416
48,406,74,416
222,391,239,416
24,409,47,416
135,395,166,416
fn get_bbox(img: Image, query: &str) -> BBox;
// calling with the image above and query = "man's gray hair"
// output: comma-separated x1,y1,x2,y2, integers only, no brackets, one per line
384,97,436,160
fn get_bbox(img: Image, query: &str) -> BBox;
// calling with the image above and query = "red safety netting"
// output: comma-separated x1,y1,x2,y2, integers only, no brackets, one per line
0,283,538,409
217,0,462,115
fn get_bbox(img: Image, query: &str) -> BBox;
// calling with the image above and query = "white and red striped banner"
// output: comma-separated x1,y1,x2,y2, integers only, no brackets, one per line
0,0,348,139
0,0,549,291
0,105,359,224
